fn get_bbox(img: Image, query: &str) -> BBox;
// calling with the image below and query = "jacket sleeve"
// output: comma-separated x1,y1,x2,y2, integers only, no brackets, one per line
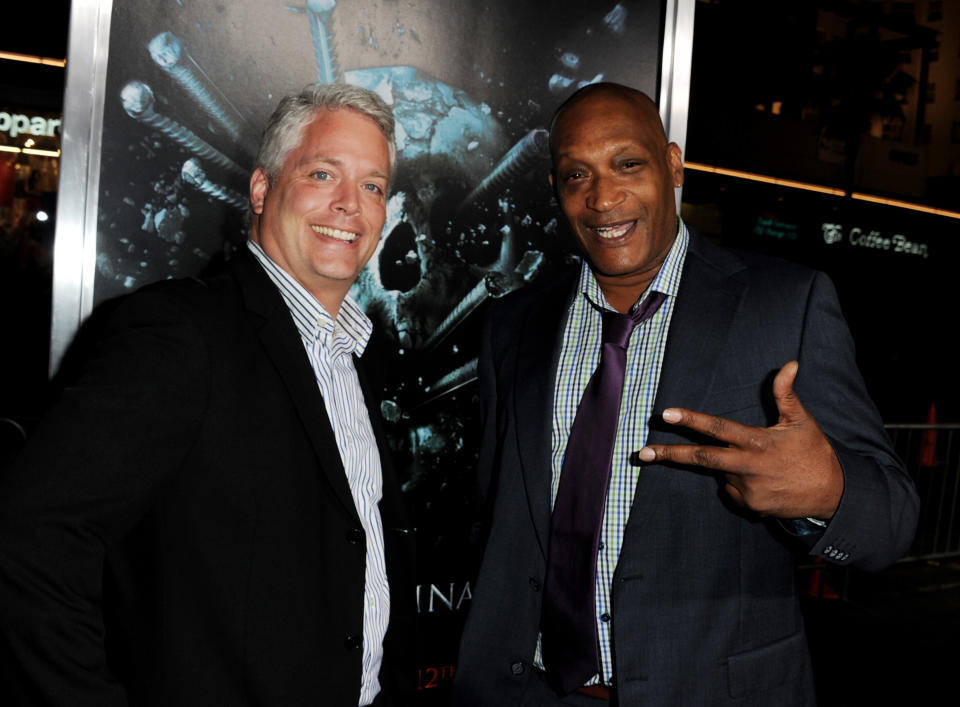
0,288,209,706
793,271,919,571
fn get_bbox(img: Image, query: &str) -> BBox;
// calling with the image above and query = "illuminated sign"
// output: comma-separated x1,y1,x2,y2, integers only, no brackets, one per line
753,216,799,240
0,112,61,138
822,223,929,258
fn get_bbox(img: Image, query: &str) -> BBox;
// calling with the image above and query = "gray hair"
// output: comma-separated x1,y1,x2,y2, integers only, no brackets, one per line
254,82,396,183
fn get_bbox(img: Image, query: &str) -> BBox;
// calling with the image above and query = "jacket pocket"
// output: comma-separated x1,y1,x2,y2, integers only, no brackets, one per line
726,631,806,698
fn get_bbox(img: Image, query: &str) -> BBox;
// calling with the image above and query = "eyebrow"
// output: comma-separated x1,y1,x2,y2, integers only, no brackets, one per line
297,153,389,181
555,142,649,161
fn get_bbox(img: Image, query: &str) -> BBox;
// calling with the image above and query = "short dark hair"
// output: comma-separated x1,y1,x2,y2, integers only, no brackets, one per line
548,82,664,159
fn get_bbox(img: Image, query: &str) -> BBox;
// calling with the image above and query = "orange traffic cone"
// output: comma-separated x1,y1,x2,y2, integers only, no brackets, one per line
920,403,938,468
806,557,839,599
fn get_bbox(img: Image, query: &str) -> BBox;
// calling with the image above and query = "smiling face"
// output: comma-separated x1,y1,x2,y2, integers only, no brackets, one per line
549,87,684,312
249,108,391,316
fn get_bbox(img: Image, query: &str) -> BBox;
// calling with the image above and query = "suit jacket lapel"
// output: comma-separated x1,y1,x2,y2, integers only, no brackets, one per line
512,268,579,557
230,250,361,523
651,232,747,419
626,231,747,526
354,353,410,532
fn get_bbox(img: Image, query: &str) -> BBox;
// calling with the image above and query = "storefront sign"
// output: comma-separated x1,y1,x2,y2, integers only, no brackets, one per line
0,112,61,138
753,216,799,240
822,223,929,258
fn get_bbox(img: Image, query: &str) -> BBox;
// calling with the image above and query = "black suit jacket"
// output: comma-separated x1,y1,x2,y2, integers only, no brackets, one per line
454,231,918,706
0,250,414,706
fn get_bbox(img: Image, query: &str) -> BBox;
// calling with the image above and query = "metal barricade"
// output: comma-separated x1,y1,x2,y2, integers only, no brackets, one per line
886,424,960,562
799,424,960,601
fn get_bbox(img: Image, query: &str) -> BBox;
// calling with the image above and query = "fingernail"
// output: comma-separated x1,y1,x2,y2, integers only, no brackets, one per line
662,409,680,423
638,447,655,462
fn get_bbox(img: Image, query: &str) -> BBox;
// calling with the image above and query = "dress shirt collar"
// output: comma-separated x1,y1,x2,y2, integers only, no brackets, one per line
577,219,689,314
246,240,372,356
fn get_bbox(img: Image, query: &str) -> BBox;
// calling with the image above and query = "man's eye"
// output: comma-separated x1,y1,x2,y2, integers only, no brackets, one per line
563,171,584,181
363,183,384,194
312,170,331,180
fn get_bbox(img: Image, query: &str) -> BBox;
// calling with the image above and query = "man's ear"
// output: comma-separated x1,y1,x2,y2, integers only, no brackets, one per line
249,167,269,214
548,169,559,200
666,142,684,188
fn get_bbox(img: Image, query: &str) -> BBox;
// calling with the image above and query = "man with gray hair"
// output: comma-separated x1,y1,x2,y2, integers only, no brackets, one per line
0,83,413,706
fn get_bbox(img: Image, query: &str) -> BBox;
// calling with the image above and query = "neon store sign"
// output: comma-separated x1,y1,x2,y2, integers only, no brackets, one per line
0,112,62,139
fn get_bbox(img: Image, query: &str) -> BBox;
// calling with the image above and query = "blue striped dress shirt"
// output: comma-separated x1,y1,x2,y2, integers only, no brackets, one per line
537,223,689,685
248,241,389,706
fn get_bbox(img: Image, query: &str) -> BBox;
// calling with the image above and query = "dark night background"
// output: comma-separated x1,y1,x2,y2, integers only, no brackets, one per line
2,1,959,705
5,0,956,425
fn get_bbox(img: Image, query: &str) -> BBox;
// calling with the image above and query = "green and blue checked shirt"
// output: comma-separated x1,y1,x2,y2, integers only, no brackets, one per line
537,222,690,686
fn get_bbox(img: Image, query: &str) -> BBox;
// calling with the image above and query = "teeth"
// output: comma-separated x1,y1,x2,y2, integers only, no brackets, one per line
594,222,632,239
311,225,359,243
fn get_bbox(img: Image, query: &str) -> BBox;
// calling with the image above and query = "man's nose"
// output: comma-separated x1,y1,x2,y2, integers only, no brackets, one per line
586,176,625,211
331,182,361,215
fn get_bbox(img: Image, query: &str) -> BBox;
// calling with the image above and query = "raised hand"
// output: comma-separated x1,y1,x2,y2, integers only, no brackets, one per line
638,361,844,519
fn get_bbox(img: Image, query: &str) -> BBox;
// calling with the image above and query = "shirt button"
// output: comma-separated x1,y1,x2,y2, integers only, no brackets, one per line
511,662,525,676
344,634,362,651
598,541,605,551
600,613,611,623
528,577,540,592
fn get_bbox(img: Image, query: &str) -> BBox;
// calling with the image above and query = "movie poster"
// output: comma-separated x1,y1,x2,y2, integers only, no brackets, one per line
82,0,668,700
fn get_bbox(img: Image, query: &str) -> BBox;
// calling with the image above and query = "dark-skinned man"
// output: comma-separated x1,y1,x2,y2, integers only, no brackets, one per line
454,82,918,706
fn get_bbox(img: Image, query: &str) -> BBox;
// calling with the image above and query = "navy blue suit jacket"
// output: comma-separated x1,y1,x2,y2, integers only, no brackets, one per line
454,230,918,706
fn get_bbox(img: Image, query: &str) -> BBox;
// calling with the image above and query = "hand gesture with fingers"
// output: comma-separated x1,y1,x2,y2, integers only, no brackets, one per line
638,361,844,519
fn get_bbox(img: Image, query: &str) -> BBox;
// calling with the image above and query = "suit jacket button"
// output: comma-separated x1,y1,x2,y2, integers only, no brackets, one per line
344,634,362,650
528,577,540,591
346,528,364,544
511,662,525,676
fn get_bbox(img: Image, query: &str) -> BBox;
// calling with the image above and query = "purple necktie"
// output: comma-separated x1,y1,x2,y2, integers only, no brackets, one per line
541,291,667,694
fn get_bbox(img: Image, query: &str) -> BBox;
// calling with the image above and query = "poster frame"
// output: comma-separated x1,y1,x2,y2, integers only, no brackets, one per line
49,0,696,372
